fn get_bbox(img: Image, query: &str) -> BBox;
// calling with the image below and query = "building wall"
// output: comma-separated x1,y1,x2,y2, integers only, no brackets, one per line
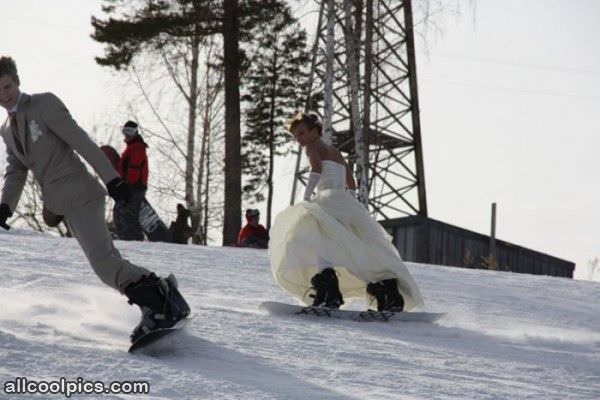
381,216,574,278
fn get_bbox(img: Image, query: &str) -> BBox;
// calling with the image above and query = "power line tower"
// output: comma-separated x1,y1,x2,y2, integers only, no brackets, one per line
291,0,428,219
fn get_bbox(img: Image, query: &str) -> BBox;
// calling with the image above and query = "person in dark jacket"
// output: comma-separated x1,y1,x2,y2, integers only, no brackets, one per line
115,120,148,241
170,203,193,244
237,209,269,248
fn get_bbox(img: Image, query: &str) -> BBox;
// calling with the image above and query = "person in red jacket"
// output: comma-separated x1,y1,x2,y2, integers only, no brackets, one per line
237,209,269,248
115,120,148,241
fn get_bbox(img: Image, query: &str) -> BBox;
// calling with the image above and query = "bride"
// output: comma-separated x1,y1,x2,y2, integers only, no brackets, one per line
269,112,424,311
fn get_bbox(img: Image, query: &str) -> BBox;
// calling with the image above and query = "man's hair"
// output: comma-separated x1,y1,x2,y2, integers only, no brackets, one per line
0,57,20,85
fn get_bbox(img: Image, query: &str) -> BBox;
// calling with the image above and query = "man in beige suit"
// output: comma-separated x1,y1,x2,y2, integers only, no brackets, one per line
0,56,190,343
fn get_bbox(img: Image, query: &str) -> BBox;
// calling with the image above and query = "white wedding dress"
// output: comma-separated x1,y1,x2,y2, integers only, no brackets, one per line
269,160,424,310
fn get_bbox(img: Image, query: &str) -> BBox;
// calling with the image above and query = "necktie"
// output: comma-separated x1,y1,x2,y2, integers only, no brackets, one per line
9,112,24,154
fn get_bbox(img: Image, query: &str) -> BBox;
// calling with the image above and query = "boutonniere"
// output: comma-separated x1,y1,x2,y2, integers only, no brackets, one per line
29,119,44,143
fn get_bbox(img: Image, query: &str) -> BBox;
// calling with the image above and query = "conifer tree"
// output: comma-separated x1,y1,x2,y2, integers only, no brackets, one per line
91,0,291,244
241,11,310,228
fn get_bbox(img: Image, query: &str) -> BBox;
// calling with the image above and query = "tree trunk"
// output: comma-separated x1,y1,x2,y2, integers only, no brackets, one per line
223,0,242,246
266,46,279,230
193,114,208,244
203,126,212,245
194,52,214,244
343,0,368,207
186,33,201,214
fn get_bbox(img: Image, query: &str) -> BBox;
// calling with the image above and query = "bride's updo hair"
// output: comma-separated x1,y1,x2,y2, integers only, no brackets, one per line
286,112,323,136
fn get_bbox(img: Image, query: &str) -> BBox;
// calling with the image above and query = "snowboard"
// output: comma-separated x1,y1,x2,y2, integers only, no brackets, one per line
128,316,191,353
138,198,173,242
259,301,445,323
100,144,172,243
113,197,173,243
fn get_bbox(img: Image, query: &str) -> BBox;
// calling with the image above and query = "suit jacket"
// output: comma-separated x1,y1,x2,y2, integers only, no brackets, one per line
0,93,119,215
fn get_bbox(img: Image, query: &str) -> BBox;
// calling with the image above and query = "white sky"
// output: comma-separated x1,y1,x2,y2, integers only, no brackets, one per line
1,0,599,280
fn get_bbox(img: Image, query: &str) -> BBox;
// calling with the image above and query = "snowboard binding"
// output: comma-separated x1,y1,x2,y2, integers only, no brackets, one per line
125,273,191,343
366,278,405,312
309,268,344,309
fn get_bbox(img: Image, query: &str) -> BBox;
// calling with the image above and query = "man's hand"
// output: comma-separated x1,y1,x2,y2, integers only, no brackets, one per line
107,178,131,203
0,203,12,230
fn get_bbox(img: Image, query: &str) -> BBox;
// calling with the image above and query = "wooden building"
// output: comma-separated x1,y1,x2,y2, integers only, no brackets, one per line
380,216,575,278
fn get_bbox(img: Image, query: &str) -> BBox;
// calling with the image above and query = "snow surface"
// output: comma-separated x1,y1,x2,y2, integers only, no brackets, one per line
0,228,599,400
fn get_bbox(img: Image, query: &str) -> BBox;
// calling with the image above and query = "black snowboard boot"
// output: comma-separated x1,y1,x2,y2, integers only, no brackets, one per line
367,278,404,312
309,268,344,309
382,278,404,311
125,273,191,342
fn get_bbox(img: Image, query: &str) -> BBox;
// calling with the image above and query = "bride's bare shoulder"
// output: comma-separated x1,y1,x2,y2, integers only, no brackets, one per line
330,147,347,164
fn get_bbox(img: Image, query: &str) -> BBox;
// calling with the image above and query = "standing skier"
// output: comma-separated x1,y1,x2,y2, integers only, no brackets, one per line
269,112,423,311
0,56,190,342
115,120,148,241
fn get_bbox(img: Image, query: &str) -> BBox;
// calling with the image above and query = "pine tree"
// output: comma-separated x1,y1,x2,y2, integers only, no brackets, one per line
241,11,310,229
91,0,291,244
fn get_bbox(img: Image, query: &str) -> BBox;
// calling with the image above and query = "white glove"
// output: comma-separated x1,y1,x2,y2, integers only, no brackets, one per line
303,172,321,201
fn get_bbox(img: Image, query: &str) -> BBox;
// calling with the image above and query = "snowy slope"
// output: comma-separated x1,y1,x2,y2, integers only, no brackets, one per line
0,229,598,400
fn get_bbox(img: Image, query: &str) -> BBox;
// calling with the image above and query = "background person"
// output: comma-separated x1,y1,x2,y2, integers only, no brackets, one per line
237,209,269,249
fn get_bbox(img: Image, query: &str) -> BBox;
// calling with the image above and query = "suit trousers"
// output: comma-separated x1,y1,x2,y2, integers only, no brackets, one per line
65,196,149,293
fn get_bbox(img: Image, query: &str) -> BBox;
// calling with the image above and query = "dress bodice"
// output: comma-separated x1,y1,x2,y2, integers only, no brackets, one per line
317,160,346,191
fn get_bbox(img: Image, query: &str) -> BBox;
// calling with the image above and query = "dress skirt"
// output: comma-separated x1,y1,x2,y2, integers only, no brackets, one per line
269,188,424,310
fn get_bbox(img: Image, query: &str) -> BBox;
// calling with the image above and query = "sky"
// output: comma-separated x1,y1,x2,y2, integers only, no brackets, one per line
0,0,599,280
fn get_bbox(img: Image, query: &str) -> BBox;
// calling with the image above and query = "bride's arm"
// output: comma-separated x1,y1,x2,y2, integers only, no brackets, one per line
345,161,356,191
305,144,322,173
303,144,322,201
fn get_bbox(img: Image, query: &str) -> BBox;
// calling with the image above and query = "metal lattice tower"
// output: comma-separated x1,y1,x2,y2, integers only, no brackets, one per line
291,0,428,219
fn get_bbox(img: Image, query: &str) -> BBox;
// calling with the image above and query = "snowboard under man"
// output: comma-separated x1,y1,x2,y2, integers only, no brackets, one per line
0,56,190,342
